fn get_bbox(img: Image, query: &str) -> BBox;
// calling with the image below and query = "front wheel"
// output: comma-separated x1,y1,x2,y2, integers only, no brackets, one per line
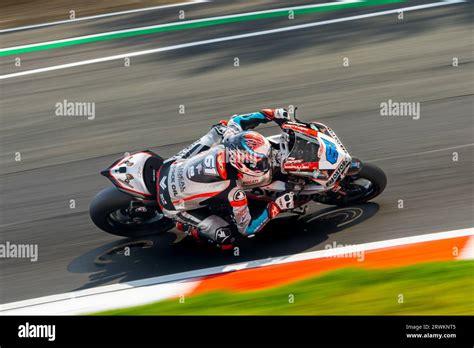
315,162,387,206
89,186,174,238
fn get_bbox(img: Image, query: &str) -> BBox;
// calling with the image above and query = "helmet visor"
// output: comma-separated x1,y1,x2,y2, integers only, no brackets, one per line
247,155,270,174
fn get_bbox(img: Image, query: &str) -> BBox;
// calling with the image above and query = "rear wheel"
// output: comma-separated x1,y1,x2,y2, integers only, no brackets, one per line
89,186,174,238
316,162,387,206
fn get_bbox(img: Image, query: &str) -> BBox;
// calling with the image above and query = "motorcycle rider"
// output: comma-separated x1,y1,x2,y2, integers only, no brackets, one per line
157,108,295,250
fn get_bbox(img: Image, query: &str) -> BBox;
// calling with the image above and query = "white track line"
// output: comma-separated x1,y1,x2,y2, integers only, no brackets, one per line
0,281,201,315
0,0,465,80
0,227,472,314
1,0,361,51
0,0,209,33
459,235,474,259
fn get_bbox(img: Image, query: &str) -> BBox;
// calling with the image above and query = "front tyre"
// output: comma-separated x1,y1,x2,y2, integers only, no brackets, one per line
317,162,387,206
89,186,174,238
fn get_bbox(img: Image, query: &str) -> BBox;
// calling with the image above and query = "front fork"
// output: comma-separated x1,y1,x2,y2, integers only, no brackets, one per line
346,158,362,176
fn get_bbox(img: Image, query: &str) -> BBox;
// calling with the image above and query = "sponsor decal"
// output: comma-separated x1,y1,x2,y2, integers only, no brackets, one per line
269,203,280,218
283,161,319,171
231,189,248,207
322,138,339,165
170,166,176,183
233,189,246,201
327,159,350,186
241,177,260,186
171,184,178,196
125,174,134,183
204,155,214,167
282,123,317,136
215,227,231,244
177,166,186,192
204,155,217,175
169,166,179,196
159,175,168,190
118,174,134,188
326,127,348,154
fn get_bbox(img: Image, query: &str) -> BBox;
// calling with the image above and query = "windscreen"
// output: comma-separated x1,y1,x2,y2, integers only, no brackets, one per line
288,134,320,162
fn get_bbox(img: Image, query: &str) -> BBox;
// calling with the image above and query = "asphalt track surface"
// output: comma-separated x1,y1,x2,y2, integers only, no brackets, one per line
1,0,473,303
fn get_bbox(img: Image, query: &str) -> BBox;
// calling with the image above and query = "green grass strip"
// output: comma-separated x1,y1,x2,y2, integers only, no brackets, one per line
1,0,404,57
96,261,474,315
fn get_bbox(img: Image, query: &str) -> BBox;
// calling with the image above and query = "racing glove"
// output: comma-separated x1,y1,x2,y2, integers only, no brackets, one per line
261,108,290,125
274,191,295,211
211,119,228,136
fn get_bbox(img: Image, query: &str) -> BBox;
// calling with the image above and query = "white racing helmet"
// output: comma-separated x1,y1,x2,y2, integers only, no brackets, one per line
224,131,272,177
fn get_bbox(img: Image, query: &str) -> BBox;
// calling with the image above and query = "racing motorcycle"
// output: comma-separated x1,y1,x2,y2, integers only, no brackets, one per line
89,114,387,238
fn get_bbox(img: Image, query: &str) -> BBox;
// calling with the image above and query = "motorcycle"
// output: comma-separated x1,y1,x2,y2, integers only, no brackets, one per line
89,114,387,239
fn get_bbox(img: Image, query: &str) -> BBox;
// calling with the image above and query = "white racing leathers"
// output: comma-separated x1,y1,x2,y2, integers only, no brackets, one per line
157,112,281,247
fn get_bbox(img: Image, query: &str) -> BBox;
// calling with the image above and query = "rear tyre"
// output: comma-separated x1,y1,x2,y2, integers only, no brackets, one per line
89,186,174,238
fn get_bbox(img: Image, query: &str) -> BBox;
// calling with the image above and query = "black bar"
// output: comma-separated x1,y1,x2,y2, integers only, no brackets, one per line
1,316,472,346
